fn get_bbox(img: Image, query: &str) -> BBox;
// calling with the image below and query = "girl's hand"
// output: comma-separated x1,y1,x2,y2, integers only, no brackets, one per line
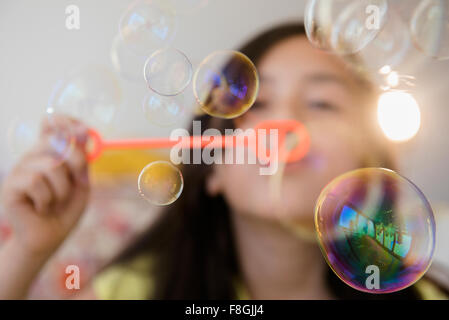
1,115,91,258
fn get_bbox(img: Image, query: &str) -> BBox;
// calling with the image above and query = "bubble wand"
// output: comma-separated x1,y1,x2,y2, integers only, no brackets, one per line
87,119,310,164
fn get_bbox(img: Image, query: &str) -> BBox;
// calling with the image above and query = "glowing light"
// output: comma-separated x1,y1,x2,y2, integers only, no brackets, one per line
379,65,392,75
386,71,399,87
377,91,421,142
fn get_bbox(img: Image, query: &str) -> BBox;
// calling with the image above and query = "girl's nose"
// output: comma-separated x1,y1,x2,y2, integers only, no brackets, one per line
269,96,308,123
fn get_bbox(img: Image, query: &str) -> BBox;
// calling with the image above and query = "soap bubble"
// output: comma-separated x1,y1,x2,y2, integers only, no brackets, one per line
359,8,412,72
119,0,177,56
411,0,449,60
304,0,388,54
144,47,193,96
7,115,75,164
315,168,435,293
47,66,122,131
193,50,259,119
142,91,185,126
138,160,184,206
111,33,149,82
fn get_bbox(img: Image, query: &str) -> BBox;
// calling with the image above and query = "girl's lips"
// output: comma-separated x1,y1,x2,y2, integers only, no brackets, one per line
282,158,307,173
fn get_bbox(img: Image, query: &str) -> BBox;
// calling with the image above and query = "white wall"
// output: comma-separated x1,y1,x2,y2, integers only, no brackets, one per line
1,0,449,207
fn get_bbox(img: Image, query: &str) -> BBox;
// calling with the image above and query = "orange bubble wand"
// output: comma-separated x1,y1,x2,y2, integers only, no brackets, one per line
87,119,310,164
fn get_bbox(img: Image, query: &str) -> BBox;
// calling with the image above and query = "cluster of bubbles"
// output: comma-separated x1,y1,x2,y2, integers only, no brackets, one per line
113,0,259,206
5,0,260,207
315,168,435,293
304,0,449,95
110,0,260,126
304,0,447,145
113,0,185,127
305,0,449,63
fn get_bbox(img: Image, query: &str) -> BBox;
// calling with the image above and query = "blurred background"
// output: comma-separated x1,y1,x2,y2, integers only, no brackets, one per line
0,0,448,298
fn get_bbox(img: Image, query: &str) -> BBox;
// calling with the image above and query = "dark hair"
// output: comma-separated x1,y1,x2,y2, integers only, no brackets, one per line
108,22,439,300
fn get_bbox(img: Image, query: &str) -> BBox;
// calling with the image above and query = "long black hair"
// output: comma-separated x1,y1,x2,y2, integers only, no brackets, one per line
109,23,443,300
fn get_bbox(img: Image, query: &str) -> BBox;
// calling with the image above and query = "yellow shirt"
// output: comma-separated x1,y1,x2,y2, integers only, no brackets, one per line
93,255,447,300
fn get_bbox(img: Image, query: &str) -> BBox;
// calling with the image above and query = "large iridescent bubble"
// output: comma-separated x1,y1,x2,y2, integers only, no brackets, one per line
193,51,259,119
315,168,435,293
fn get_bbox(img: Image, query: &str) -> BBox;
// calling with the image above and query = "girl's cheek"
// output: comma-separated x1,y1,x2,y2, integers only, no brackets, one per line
308,120,365,171
215,163,275,216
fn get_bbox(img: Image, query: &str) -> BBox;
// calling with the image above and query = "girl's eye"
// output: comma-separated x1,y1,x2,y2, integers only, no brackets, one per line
308,101,338,112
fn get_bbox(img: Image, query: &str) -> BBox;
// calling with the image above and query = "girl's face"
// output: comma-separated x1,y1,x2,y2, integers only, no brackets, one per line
207,35,379,232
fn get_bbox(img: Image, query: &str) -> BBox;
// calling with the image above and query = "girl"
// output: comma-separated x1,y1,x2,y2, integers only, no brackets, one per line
0,23,447,300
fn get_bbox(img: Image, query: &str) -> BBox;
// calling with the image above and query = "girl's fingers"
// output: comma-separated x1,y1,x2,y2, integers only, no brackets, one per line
65,143,89,185
40,114,89,155
10,153,75,214
19,171,53,215
37,114,89,183
72,120,90,147
43,162,73,204
4,115,90,216
24,133,88,191
27,173,53,214
1,115,91,226
26,157,74,204
41,114,89,140
40,114,77,137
